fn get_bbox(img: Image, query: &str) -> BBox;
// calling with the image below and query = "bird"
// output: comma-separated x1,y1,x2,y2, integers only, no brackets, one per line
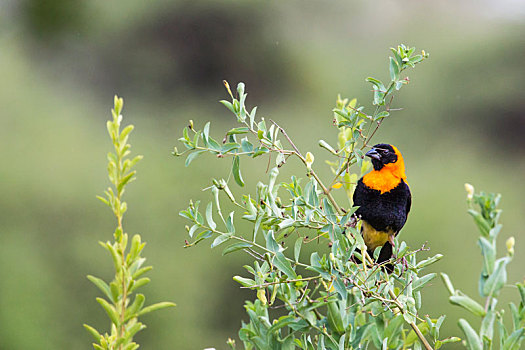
352,143,411,272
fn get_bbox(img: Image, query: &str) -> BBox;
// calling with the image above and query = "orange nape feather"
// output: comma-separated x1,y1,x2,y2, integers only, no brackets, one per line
362,145,408,194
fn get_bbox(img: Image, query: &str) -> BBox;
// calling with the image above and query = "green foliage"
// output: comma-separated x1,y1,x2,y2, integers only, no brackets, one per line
441,185,525,350
176,45,456,349
85,96,175,350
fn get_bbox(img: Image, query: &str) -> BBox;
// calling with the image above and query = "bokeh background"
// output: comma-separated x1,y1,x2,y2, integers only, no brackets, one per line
1,0,524,348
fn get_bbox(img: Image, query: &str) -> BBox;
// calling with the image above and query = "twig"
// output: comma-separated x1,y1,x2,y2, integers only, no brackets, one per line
269,119,344,215
270,119,303,157
241,275,320,289
244,248,265,261
388,289,434,350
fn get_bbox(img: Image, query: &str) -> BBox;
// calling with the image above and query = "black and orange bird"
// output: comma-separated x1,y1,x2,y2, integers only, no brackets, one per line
352,143,411,271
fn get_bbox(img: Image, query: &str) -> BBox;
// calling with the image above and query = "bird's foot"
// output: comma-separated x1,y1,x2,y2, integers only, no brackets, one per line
398,256,409,275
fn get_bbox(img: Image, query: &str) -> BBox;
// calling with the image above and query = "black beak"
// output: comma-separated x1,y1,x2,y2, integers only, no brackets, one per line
365,148,381,161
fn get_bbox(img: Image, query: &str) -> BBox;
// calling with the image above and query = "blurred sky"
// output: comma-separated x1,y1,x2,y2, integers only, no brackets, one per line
0,0,524,349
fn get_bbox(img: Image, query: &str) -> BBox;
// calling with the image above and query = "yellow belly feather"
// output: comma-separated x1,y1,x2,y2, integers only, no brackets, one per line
361,221,393,251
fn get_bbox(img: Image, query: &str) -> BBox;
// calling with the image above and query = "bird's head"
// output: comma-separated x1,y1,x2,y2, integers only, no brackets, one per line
365,143,406,179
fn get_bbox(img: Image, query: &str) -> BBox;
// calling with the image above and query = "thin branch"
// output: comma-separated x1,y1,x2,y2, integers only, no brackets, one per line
269,119,344,215
240,275,320,289
270,119,303,157
388,289,434,350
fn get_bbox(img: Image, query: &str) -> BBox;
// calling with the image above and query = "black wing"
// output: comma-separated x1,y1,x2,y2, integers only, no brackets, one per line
405,181,412,216
352,178,365,207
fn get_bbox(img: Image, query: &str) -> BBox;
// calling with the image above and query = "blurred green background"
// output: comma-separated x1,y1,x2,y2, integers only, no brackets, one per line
1,0,524,348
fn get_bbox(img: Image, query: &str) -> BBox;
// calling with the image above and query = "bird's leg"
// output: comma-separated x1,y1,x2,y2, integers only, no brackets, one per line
388,235,408,273
388,234,398,261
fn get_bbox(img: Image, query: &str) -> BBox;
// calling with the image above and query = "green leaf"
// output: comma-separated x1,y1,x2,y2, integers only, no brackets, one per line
294,238,302,262
221,142,240,153
351,323,373,347
124,322,146,343
233,275,256,287
273,252,297,279
110,281,120,302
333,277,347,301
241,139,254,153
253,215,263,242
384,314,404,342
319,140,337,155
132,266,152,279
96,297,119,326
205,202,216,230
449,295,486,317
389,57,400,81
185,150,205,167
203,121,210,144
478,237,496,274
374,111,390,121
96,195,110,207
405,322,430,346
128,277,150,293
338,334,346,350
366,77,386,91
125,294,146,321
322,198,336,223
129,234,144,261
436,337,461,349
502,328,525,350
413,273,436,292
137,302,176,316
87,275,114,302
248,106,257,129
278,218,295,230
483,257,510,297
517,282,525,305
211,234,230,248
220,100,235,114
458,319,482,350
119,124,134,142
252,146,269,157
226,212,235,234
227,127,249,135
468,209,491,237
195,230,212,241
188,224,198,238
416,254,443,269
123,343,139,350
268,315,296,334
83,324,102,342
327,301,345,335
391,47,403,68
440,273,456,295
232,156,245,187
480,310,495,342
265,231,281,253
509,303,520,333
222,242,253,256
207,137,222,152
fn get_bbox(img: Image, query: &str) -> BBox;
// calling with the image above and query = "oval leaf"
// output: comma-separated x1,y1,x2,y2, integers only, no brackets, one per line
232,155,245,187
450,295,486,317
222,242,253,256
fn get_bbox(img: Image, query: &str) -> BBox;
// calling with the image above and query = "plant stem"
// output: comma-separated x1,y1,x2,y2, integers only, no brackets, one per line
114,120,128,350
387,289,433,350
241,275,321,289
269,119,344,215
